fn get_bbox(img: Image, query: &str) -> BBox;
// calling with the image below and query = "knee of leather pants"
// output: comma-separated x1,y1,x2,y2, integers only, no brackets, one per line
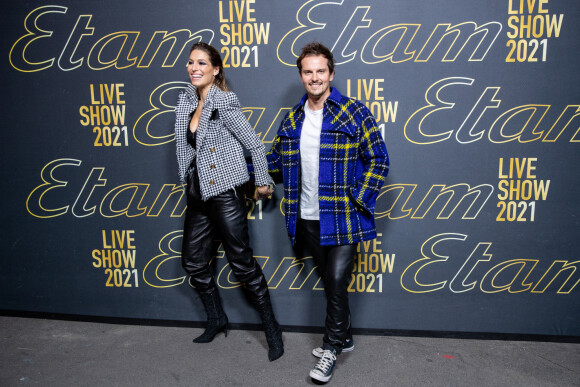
181,185,269,302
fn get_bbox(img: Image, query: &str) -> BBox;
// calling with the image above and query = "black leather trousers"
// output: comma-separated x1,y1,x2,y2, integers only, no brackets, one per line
181,167,269,305
299,219,356,354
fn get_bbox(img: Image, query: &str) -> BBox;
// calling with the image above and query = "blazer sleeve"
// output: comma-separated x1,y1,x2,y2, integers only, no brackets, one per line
174,91,194,185
219,92,273,187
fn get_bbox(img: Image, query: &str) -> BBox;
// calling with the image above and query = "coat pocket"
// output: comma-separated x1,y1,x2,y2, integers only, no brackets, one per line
348,188,372,218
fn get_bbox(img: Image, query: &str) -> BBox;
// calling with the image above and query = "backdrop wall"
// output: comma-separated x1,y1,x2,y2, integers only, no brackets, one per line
2,0,579,336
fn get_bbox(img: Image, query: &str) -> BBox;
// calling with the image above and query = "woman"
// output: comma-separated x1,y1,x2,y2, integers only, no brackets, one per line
174,42,282,361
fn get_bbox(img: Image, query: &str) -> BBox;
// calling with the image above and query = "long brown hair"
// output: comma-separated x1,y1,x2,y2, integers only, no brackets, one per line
189,42,229,92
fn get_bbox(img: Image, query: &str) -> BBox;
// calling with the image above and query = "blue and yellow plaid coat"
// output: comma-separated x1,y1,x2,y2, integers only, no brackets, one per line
267,88,389,246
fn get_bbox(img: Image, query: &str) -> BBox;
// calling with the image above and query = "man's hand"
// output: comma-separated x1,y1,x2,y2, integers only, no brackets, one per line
255,185,274,200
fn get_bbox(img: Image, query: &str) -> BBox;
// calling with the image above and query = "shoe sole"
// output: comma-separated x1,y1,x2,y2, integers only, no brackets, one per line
309,370,332,382
312,344,354,358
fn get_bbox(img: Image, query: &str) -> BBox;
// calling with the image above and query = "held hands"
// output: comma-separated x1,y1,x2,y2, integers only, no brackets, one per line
255,185,274,200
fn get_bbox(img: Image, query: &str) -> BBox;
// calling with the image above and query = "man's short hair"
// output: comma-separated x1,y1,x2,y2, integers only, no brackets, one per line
296,42,335,74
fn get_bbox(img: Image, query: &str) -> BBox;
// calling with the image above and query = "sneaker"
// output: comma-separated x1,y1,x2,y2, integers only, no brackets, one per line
309,349,337,382
312,337,354,358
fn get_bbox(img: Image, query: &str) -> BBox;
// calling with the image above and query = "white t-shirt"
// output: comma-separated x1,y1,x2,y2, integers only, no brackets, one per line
300,101,323,220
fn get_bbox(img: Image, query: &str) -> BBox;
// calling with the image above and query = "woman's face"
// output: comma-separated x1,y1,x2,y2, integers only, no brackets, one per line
187,49,219,93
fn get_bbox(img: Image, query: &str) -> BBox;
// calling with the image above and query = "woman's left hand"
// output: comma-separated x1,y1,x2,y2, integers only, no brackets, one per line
255,185,273,200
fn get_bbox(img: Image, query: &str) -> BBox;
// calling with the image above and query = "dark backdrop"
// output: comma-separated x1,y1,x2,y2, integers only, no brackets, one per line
2,0,579,336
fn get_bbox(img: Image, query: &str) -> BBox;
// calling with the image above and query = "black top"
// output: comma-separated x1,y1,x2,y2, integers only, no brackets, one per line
186,127,197,149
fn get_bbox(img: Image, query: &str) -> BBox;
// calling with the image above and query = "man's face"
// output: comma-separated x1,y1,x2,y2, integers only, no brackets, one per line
299,55,334,100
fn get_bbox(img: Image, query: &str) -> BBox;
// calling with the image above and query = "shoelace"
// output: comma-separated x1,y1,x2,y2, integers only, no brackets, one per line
315,350,336,373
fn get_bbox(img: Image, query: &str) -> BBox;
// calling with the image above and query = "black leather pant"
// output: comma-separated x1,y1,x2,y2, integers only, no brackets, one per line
299,219,356,354
181,167,269,305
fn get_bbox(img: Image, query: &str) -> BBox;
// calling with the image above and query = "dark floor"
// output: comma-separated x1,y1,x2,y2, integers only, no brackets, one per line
1,316,579,386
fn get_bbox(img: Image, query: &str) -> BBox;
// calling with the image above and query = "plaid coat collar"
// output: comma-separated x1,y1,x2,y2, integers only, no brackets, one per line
278,88,356,139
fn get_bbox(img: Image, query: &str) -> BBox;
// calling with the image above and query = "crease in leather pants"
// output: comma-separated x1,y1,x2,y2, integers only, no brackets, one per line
181,166,269,305
299,219,356,355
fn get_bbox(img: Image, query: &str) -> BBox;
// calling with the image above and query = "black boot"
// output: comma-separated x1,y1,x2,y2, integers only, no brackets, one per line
256,297,284,361
193,290,228,343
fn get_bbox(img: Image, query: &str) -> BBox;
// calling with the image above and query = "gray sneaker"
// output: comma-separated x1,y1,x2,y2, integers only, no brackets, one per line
309,349,337,382
312,337,354,358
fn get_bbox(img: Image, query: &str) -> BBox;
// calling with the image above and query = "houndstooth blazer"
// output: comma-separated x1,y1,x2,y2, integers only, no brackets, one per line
175,84,272,200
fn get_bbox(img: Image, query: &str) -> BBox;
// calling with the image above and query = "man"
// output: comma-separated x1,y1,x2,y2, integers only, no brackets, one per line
260,42,389,382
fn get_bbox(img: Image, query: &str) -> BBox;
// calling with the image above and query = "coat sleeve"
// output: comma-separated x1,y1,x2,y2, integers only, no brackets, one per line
220,92,273,187
265,133,284,184
350,104,389,216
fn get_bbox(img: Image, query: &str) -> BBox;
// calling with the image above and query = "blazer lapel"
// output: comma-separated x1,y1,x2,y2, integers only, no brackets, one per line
195,85,218,147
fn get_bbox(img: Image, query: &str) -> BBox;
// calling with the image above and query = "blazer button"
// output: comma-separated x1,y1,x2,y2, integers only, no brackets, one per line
210,147,216,153
210,164,216,169
209,179,215,185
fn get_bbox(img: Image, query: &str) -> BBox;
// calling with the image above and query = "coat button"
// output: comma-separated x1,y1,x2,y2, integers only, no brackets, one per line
209,179,215,185
210,147,216,153
210,164,216,169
